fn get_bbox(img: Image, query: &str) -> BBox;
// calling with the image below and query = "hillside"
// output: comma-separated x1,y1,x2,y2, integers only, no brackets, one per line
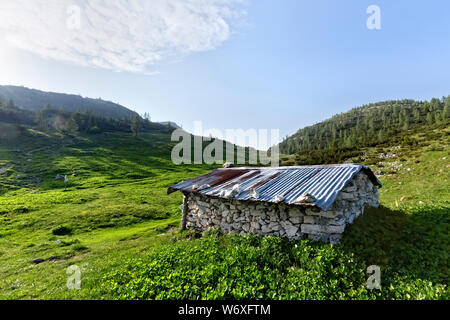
0,114,448,299
0,96,170,137
0,86,139,120
279,97,450,165
158,121,181,129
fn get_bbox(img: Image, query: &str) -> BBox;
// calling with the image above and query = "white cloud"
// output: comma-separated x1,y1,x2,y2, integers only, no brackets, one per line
0,0,245,73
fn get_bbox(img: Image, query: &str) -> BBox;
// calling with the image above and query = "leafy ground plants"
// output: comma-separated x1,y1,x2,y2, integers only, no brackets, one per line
101,232,447,300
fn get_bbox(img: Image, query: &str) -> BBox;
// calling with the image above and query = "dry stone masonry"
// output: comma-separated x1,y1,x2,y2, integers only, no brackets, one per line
182,172,379,244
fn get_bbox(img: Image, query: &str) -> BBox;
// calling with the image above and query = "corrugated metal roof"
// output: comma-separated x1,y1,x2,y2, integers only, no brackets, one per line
168,164,382,211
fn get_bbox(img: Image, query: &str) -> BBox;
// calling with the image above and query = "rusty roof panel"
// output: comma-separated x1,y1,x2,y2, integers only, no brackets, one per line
168,164,382,211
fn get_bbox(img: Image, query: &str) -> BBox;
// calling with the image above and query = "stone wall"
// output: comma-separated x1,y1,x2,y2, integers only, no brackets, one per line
184,172,379,244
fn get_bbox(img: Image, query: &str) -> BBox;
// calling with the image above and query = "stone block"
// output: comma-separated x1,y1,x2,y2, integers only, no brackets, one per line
285,225,299,238
338,192,357,201
303,216,315,224
329,217,346,226
305,208,341,219
270,224,282,231
250,221,260,230
280,220,292,229
301,224,345,235
289,216,303,225
261,225,271,234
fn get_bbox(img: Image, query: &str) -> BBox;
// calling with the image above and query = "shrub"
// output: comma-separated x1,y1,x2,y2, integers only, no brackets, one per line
52,226,72,236
13,206,29,214
88,126,101,134
72,243,89,252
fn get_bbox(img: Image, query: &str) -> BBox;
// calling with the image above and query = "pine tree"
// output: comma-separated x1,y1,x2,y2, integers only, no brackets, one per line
330,139,338,153
426,112,434,125
65,115,79,136
430,98,441,111
377,129,384,142
413,109,421,123
6,99,15,110
443,97,450,119
36,110,48,132
130,115,142,137
85,109,97,133
403,117,410,130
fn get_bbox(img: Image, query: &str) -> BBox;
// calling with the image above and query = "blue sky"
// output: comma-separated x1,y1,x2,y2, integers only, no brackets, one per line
0,0,449,145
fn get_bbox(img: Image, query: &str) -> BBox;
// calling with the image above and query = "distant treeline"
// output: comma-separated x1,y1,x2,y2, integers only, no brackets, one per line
0,99,172,136
279,97,450,164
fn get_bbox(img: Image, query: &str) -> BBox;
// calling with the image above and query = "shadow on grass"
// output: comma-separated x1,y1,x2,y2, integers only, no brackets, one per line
341,205,449,286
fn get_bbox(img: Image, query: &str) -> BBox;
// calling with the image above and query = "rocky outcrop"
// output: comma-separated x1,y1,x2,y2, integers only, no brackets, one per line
184,172,379,244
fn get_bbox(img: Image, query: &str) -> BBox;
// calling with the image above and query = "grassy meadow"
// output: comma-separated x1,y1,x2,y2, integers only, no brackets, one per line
0,123,448,299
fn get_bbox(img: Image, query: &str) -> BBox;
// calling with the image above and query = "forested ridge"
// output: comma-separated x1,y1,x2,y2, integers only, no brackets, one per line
0,85,138,120
0,97,171,137
279,97,450,164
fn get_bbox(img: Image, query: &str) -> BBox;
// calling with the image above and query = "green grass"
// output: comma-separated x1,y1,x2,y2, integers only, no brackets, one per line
0,123,448,300
0,127,216,299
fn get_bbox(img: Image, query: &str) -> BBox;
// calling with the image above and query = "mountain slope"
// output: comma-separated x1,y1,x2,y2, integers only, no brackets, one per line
0,85,139,120
279,97,450,162
158,121,181,129
0,90,447,299
0,116,447,299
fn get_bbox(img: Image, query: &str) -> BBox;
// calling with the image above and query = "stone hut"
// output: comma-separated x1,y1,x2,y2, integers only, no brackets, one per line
168,164,381,244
